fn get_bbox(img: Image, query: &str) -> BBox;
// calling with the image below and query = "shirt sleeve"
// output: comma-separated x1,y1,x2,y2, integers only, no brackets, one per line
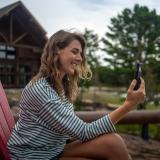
36,84,116,142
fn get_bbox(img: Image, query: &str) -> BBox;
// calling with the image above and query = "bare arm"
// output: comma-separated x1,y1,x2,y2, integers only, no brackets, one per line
109,78,145,124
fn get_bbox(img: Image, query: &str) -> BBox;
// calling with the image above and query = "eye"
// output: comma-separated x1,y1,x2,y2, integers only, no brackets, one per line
72,50,77,55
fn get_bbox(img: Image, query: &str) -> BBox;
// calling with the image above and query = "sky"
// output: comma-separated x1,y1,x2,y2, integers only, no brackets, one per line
1,0,160,38
0,0,160,64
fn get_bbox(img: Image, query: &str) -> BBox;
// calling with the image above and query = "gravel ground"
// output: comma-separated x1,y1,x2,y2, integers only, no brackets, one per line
121,134,160,160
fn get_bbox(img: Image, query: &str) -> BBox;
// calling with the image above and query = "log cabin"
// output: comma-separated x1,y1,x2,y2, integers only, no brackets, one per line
0,1,47,88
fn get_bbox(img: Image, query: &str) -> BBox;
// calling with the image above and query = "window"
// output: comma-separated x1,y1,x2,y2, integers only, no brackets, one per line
0,64,16,87
7,51,16,59
7,46,15,51
0,51,6,59
0,44,16,60
0,44,6,50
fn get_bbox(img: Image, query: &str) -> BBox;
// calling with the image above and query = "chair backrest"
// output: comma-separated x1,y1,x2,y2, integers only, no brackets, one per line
0,81,15,160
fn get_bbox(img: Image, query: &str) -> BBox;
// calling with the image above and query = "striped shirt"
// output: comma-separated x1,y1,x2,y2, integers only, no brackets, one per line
7,77,116,160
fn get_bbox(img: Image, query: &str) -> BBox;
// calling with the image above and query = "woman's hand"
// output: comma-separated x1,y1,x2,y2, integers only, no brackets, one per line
124,77,146,111
109,78,146,124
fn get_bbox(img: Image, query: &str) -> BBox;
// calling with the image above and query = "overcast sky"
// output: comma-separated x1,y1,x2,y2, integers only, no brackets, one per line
1,0,160,38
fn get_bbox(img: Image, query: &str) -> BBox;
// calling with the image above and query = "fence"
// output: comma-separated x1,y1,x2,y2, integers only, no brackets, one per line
76,110,160,140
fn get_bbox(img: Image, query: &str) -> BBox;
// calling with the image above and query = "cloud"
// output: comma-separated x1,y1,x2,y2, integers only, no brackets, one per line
1,0,160,38
1,0,160,63
75,0,109,10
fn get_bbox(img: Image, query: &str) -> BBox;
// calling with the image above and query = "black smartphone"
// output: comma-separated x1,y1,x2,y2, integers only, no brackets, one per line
133,62,142,90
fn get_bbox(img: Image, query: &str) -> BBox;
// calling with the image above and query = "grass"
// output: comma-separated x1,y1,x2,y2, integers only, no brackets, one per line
80,86,160,110
116,124,141,135
146,103,160,110
81,88,125,106
116,124,160,140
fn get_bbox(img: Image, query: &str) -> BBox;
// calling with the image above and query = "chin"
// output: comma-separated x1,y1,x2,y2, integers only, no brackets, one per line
68,69,75,75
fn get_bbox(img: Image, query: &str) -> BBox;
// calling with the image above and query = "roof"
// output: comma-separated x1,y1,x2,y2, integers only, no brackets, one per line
0,1,20,18
0,1,47,46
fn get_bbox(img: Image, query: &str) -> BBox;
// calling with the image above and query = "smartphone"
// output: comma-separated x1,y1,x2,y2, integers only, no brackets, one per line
133,62,142,90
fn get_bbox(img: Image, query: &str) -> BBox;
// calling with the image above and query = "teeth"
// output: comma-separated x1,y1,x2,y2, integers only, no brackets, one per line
72,63,77,69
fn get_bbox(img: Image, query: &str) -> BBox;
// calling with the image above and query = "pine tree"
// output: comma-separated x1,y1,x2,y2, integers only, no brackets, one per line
102,4,160,69
102,4,160,106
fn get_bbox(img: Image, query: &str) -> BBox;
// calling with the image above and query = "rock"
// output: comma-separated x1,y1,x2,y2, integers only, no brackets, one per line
121,134,160,160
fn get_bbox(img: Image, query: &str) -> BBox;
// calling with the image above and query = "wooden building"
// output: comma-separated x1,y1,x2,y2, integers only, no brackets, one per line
0,1,47,88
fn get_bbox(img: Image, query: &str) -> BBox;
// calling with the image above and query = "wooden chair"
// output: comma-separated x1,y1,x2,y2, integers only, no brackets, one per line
0,81,15,160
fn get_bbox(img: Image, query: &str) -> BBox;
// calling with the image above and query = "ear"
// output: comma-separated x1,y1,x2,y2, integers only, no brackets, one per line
57,48,62,55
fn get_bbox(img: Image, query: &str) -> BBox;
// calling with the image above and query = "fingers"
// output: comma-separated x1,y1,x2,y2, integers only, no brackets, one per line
127,78,146,105
140,77,145,89
128,79,137,91
139,78,146,102
129,77,145,92
139,77,146,94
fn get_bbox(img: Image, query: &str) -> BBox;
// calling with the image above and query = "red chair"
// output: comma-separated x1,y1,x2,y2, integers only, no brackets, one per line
0,81,15,160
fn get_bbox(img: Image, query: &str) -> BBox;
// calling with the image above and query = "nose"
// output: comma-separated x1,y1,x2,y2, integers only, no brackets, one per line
76,53,82,64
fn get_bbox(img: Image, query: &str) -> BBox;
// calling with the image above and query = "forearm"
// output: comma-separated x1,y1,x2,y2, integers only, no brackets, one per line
108,102,133,124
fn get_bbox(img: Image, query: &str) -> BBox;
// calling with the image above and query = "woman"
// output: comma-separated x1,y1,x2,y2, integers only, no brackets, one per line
7,30,145,160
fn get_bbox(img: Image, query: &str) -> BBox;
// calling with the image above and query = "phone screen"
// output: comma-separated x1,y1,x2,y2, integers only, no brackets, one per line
133,62,142,90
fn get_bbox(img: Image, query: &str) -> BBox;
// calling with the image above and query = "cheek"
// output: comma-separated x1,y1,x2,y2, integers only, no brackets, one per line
58,56,68,68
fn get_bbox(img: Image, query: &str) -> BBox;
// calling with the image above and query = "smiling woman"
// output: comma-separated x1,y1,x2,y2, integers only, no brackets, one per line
34,30,91,102
58,40,83,79
7,30,145,160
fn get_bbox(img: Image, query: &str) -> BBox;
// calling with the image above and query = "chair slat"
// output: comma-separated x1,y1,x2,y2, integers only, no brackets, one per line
0,81,15,160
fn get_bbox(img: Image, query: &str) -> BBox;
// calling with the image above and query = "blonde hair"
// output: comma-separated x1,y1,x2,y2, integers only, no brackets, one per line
32,30,92,102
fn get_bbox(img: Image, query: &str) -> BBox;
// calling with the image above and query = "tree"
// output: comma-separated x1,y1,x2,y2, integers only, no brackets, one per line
102,4,160,69
83,28,100,70
102,4,160,106
74,28,101,109
84,28,101,85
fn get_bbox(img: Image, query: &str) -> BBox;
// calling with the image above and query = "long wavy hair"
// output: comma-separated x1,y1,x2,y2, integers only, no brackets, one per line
31,30,92,102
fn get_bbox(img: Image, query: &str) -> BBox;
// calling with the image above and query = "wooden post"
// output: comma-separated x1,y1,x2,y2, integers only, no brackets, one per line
9,14,13,44
15,48,19,87
141,123,149,140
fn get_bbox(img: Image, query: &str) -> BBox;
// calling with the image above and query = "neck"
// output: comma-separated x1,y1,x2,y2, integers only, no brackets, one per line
60,73,66,83
59,69,66,82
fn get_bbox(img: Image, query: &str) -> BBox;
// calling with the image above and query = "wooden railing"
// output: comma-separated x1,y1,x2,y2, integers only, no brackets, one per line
76,110,160,140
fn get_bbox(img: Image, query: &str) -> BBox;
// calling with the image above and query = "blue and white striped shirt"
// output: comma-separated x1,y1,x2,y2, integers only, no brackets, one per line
7,77,116,160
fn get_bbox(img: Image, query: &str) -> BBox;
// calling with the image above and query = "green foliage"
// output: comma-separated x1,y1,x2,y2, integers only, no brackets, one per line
74,98,84,111
117,124,141,135
149,124,160,139
102,4,160,68
102,4,160,105
97,66,133,86
83,28,101,70
117,124,160,140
